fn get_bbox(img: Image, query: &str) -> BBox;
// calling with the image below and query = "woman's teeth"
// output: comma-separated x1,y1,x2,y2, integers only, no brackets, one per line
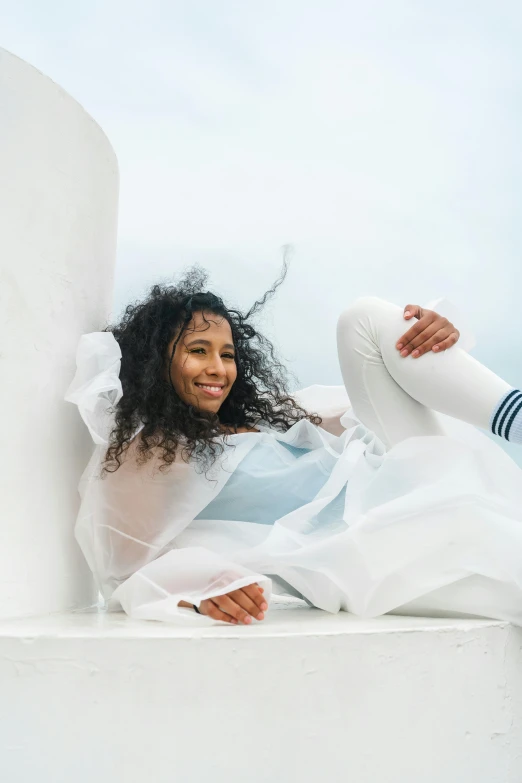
195,384,224,397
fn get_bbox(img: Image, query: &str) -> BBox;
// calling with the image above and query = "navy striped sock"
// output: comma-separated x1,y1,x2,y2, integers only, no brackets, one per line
490,389,522,443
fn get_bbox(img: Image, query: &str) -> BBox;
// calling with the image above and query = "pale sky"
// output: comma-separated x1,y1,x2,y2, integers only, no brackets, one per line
3,0,522,461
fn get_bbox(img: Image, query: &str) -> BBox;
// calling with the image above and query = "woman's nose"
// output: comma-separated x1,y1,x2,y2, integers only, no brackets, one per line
206,355,226,375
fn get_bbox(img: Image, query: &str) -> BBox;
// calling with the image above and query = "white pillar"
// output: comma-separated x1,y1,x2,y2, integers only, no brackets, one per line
0,49,119,618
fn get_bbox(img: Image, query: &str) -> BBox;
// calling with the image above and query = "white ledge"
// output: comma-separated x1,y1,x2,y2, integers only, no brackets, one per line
0,599,509,639
2,602,522,783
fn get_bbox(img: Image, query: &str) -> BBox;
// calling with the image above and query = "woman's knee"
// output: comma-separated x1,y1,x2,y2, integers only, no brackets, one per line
337,296,393,332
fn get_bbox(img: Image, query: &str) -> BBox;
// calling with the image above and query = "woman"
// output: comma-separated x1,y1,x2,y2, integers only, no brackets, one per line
66,264,522,626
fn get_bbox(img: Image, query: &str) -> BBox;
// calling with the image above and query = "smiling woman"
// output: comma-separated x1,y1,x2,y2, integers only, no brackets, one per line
66,262,522,628
167,316,238,411
99,263,318,476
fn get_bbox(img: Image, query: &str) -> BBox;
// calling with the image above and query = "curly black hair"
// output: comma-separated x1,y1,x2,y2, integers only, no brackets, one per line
103,257,321,475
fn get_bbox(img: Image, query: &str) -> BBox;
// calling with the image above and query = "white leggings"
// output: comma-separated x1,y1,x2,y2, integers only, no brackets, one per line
336,297,511,448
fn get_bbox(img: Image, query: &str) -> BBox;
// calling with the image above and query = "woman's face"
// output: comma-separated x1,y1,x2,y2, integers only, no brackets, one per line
167,310,237,413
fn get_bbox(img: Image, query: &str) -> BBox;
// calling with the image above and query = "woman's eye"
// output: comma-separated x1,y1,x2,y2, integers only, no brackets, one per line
189,349,235,360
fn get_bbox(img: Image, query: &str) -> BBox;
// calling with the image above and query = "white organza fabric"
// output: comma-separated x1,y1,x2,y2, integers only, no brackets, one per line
65,331,522,626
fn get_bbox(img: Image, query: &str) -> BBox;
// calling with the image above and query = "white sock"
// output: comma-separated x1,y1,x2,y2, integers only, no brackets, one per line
490,389,522,443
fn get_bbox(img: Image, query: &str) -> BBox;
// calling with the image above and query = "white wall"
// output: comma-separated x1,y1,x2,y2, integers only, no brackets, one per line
1,608,522,783
0,49,119,618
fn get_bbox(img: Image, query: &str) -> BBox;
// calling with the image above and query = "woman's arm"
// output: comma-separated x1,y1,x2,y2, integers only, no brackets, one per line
77,438,272,624
111,546,272,625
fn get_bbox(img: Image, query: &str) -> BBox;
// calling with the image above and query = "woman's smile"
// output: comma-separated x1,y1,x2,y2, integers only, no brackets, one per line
194,383,225,398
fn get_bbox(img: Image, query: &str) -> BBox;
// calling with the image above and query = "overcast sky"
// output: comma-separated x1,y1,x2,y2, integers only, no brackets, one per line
3,0,522,461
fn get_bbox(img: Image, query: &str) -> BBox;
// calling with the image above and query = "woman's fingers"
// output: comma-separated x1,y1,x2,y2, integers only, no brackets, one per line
229,586,267,621
410,330,448,358
213,593,260,624
410,328,460,358
239,583,268,612
431,331,460,354
403,304,422,320
198,583,268,625
397,315,443,355
199,598,239,624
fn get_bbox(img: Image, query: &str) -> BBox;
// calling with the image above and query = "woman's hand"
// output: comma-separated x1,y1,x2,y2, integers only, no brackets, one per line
396,304,460,359
197,583,268,624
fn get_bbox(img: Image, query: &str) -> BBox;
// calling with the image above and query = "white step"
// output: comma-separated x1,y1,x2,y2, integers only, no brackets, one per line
1,602,521,783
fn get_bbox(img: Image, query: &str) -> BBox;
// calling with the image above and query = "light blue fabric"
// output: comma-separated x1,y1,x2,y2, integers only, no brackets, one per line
195,438,337,525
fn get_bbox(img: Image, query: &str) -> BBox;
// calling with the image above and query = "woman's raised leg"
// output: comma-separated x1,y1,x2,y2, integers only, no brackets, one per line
336,297,516,448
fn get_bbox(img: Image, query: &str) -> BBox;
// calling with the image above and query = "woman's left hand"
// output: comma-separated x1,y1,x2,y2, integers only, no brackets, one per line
396,305,460,358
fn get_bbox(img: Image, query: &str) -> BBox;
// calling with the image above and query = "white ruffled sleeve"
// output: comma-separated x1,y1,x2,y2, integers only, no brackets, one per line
112,547,273,626
64,332,123,445
75,435,273,626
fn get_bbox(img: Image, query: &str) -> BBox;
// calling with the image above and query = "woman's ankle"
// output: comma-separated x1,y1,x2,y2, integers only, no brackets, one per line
491,390,522,443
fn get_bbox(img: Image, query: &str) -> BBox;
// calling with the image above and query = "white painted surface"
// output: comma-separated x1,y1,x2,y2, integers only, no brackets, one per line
0,46,520,783
1,604,521,782
0,49,119,618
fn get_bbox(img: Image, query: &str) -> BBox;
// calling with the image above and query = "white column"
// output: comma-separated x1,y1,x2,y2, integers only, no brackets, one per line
0,49,119,618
